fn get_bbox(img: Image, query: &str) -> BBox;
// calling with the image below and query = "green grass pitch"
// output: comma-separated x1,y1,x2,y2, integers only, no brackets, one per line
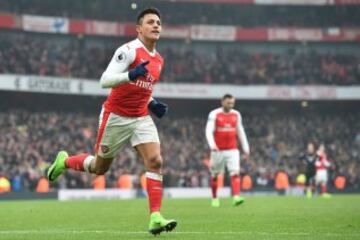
0,195,359,240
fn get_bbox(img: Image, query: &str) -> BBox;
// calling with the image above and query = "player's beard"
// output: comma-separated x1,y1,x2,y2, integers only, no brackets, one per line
223,107,231,113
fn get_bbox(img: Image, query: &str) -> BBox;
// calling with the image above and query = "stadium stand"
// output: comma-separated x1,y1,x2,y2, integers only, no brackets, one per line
1,32,359,85
1,0,360,27
0,105,358,191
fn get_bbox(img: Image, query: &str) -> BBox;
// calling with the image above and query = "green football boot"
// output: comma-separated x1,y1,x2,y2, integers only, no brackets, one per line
321,193,332,199
233,195,245,206
211,198,220,207
148,212,177,235
47,151,68,182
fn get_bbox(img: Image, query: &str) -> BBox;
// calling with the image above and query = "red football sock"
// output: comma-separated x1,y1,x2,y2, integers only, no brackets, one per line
146,172,163,213
321,184,327,194
210,177,218,199
231,175,241,196
65,153,89,171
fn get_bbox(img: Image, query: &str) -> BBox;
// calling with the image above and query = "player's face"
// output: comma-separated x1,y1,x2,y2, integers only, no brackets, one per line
307,143,314,153
318,144,325,154
222,97,235,112
137,14,162,41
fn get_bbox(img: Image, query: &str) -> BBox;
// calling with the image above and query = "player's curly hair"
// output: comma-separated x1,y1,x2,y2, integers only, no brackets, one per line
137,8,161,25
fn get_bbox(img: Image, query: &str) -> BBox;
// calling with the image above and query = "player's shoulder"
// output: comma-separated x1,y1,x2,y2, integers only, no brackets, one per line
208,108,223,118
230,109,241,118
115,39,139,53
112,39,139,63
155,51,164,61
230,109,241,117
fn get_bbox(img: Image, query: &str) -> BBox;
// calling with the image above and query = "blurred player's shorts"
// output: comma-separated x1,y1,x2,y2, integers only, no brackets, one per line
210,149,240,176
315,169,328,184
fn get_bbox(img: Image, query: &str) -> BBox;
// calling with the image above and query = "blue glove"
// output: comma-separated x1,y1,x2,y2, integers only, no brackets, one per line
128,61,149,81
148,99,168,119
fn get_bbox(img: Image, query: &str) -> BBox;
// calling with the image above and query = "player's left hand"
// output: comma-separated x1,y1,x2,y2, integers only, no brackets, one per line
148,99,168,119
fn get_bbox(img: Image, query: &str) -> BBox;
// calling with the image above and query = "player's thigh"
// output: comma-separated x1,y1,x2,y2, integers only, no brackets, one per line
130,116,160,147
210,151,226,176
306,171,315,186
95,111,134,160
316,170,327,184
225,149,240,175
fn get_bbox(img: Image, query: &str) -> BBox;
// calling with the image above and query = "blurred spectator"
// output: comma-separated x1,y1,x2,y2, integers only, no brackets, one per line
1,33,360,85
0,108,358,191
1,0,360,27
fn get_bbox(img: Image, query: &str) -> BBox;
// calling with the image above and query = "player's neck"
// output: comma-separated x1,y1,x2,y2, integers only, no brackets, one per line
222,108,231,113
138,36,156,53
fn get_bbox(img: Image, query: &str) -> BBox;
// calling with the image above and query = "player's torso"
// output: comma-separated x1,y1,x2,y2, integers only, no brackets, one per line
306,154,317,164
105,40,164,117
316,154,328,171
214,110,238,150
305,154,317,171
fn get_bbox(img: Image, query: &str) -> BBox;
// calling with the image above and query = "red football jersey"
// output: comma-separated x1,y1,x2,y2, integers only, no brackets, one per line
103,39,164,117
316,153,330,170
206,108,249,152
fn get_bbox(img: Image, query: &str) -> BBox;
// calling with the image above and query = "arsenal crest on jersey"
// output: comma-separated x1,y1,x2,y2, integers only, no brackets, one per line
101,145,110,153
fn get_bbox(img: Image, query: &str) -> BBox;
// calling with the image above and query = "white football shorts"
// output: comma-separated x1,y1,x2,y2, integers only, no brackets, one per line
210,149,240,176
315,169,328,185
95,108,160,158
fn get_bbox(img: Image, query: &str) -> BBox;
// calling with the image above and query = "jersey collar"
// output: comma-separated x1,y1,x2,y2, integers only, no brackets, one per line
136,38,157,57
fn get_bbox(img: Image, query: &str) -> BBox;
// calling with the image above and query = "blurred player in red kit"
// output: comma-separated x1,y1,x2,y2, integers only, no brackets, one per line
47,8,177,235
315,144,331,198
205,94,250,207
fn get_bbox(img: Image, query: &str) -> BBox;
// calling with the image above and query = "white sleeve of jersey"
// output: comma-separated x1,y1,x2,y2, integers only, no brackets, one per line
236,111,250,155
205,111,217,150
100,44,136,88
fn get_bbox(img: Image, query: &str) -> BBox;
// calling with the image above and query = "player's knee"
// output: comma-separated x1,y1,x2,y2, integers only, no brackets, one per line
94,166,110,175
148,155,163,170
211,174,218,180
230,171,240,177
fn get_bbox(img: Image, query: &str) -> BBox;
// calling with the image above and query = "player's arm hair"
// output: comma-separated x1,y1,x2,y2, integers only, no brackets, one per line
100,46,135,88
205,112,218,149
236,112,250,155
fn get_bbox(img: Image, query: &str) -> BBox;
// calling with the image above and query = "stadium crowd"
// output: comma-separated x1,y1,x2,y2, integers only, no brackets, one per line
1,34,360,85
1,0,360,27
0,109,358,191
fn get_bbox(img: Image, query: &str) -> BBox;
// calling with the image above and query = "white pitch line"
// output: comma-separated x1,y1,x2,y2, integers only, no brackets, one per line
0,230,359,237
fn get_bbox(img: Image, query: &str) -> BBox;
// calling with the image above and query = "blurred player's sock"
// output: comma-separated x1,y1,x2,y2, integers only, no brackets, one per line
47,151,68,182
210,177,218,199
146,172,163,213
65,153,94,172
148,212,177,235
321,185,327,194
233,195,245,206
306,188,312,199
231,175,241,196
211,198,220,207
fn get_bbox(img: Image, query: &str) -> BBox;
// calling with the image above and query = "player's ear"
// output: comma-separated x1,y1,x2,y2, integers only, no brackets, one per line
136,24,142,34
